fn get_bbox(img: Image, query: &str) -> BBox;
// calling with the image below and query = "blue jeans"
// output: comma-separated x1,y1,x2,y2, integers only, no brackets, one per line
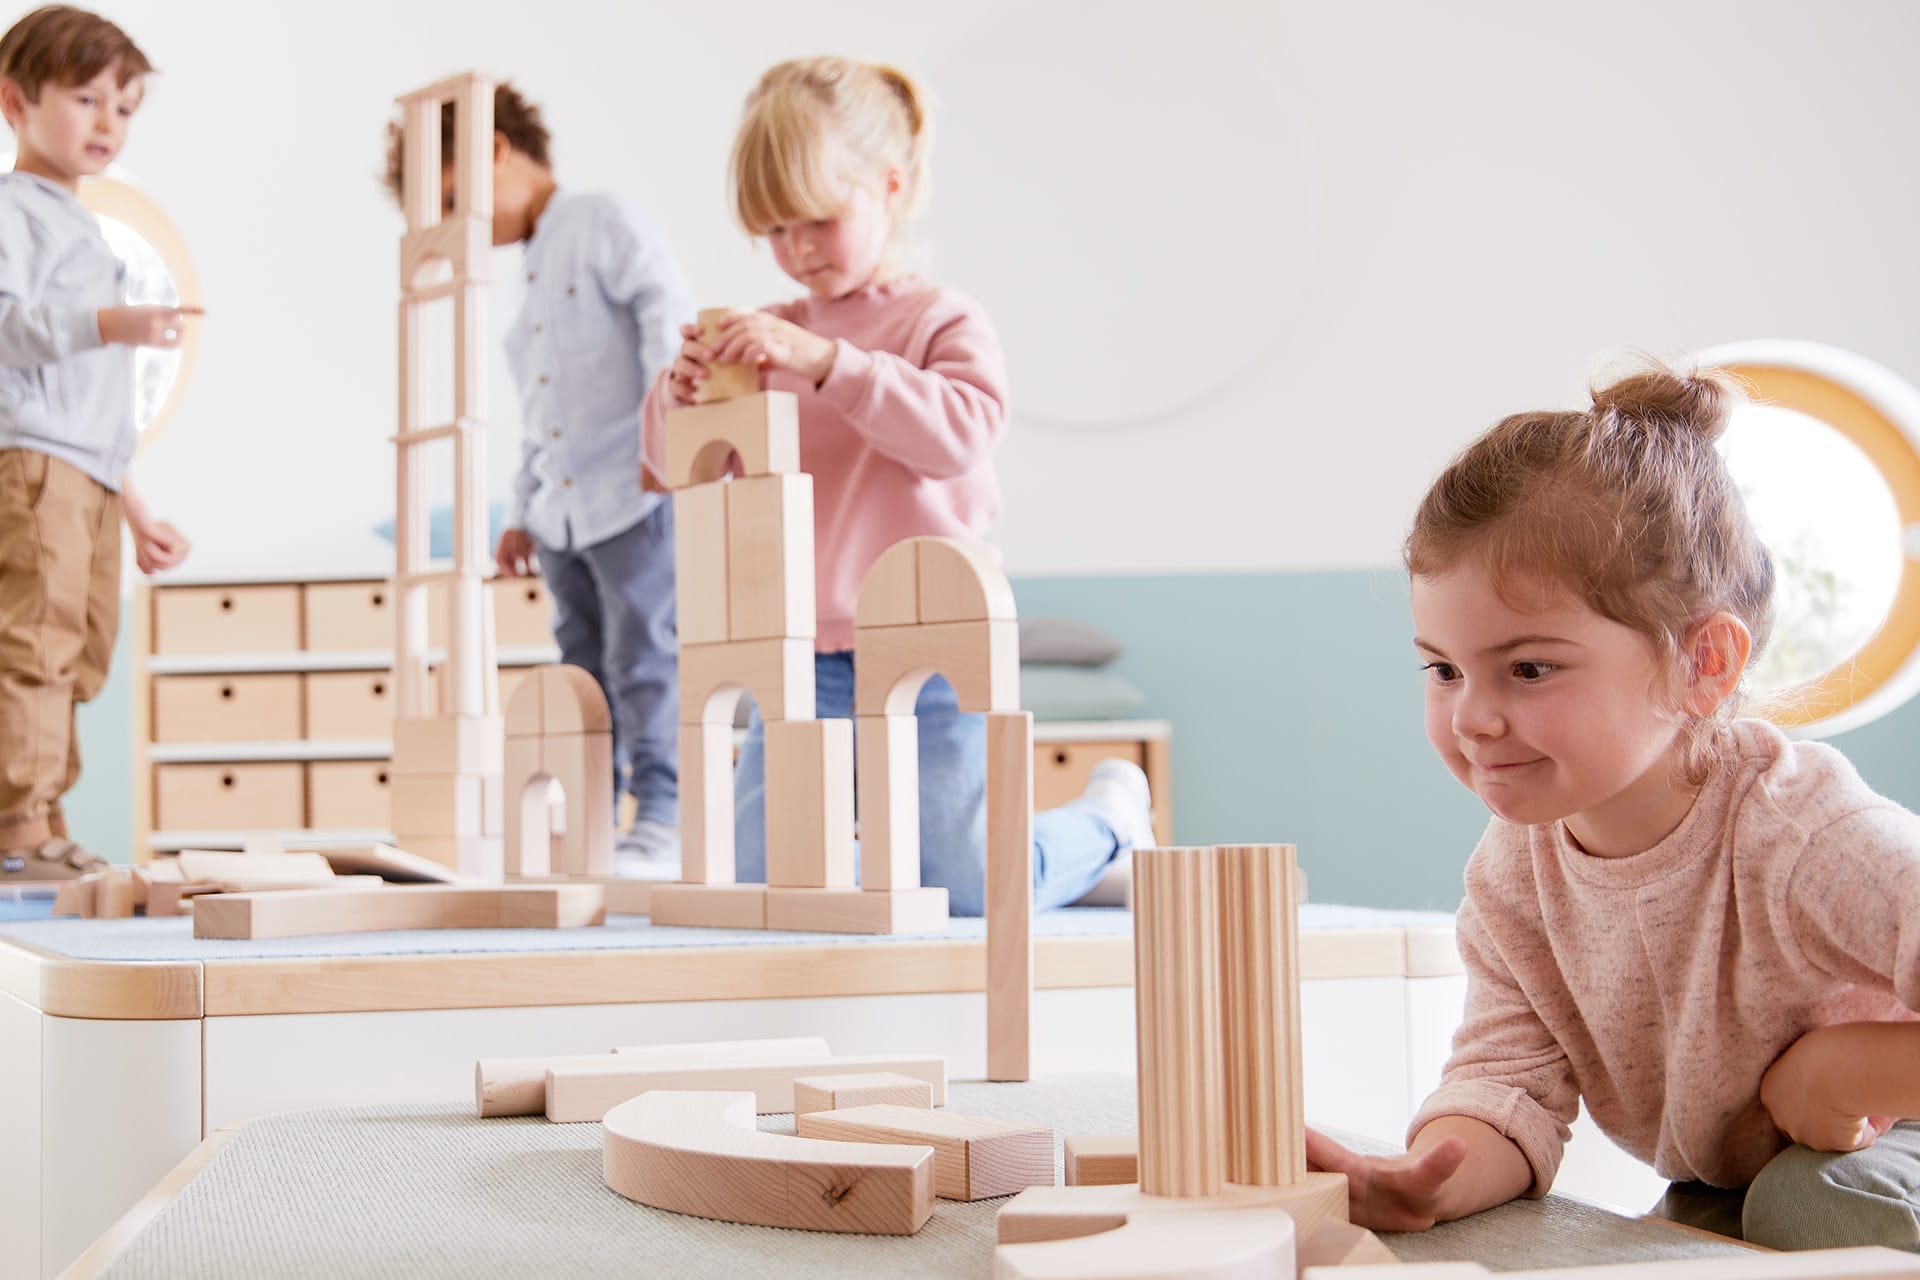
535,502,678,826
733,651,1122,916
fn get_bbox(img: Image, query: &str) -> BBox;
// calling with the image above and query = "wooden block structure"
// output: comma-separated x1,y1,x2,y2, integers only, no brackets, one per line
544,1052,949,1123
602,1091,935,1235
1063,1135,1138,1187
791,1071,935,1114
501,664,614,879
1296,1220,1399,1270
994,844,1347,1276
390,71,505,880
477,1036,833,1118
796,1103,1053,1201
191,883,605,939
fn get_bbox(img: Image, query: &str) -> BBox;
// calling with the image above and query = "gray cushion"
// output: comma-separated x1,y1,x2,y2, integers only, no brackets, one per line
1019,665,1148,721
1018,617,1123,666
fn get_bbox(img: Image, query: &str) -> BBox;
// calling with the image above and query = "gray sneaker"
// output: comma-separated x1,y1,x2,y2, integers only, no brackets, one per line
1,836,109,882
614,820,681,878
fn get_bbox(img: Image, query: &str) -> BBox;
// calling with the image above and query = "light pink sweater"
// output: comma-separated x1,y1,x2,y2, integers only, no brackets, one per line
641,278,1008,653
1409,719,1920,1192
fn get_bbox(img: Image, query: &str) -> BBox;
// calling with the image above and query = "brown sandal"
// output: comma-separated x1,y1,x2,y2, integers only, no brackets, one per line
1,837,109,882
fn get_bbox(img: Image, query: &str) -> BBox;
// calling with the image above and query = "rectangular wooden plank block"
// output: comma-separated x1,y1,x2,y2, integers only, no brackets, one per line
764,887,949,935
192,884,605,939
792,1072,936,1115
763,718,854,888
672,482,729,645
646,883,766,929
796,1103,1054,1200
725,474,814,641
545,1053,949,1122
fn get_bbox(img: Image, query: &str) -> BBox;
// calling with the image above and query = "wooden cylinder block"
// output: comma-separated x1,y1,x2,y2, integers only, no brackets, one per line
1217,843,1305,1187
1133,846,1223,1199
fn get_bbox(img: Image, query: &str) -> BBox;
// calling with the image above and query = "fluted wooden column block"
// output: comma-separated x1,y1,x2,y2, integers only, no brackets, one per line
1134,846,1224,1198
1217,843,1305,1187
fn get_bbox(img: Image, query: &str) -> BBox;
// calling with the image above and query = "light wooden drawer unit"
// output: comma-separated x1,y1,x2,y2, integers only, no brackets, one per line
1032,739,1147,813
154,763,306,830
493,577,553,647
151,674,303,743
303,581,394,651
151,585,301,655
304,671,395,741
308,761,393,829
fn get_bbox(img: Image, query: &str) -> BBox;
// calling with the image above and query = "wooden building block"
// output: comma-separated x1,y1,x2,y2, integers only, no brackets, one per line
726,474,814,641
987,710,1035,1082
854,619,1019,716
854,538,920,629
502,736,548,877
503,664,544,737
1135,846,1225,1198
1296,1219,1398,1269
997,1203,1301,1280
1217,844,1305,1187
542,732,614,877
915,536,1017,624
673,482,729,645
996,1176,1346,1247
321,843,480,884
50,874,98,917
662,392,799,489
695,307,762,403
679,721,735,884
546,1053,949,1122
476,1036,833,1117
603,1090,934,1235
855,714,918,890
389,772,494,838
536,664,611,734
791,1072,935,1115
96,870,135,918
680,636,814,724
797,1103,1053,1201
176,850,336,883
192,884,604,939
764,887,949,935
763,718,854,888
1319,1258,1920,1280
1064,1135,1137,1187
391,832,502,879
391,714,503,776
647,883,766,930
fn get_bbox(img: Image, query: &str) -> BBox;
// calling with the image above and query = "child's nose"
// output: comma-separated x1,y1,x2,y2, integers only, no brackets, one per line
1453,688,1505,738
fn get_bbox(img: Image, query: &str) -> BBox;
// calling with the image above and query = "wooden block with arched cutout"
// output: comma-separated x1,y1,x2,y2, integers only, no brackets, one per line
853,620,1019,716
502,664,615,879
680,637,814,724
662,392,800,490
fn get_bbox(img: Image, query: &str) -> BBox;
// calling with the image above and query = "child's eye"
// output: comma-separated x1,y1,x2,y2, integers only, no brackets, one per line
1421,661,1460,684
1512,661,1557,681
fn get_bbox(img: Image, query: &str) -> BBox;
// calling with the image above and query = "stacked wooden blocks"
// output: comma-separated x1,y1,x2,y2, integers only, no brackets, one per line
502,664,615,879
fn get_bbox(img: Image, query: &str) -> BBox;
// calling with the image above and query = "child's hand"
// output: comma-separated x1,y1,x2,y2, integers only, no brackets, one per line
710,311,837,387
494,528,536,579
665,322,715,407
1760,1027,1898,1153
98,305,204,350
132,519,189,574
1306,1127,1470,1231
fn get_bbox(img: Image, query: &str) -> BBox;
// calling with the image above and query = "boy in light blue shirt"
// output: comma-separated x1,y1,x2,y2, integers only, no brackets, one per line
386,84,690,864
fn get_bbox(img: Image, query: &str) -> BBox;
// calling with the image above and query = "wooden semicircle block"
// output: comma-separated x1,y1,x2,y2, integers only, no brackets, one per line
915,536,1017,625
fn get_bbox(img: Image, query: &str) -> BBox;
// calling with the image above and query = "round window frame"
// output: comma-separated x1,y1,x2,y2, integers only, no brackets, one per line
1698,339,1920,738
77,175,201,451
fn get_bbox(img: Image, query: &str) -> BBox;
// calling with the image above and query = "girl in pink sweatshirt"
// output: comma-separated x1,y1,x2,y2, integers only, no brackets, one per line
1307,361,1920,1250
639,57,1153,915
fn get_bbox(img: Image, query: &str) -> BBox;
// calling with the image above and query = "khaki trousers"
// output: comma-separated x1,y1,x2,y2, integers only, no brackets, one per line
0,448,121,850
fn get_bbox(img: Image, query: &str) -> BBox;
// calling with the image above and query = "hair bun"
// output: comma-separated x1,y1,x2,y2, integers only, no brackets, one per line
1590,361,1741,444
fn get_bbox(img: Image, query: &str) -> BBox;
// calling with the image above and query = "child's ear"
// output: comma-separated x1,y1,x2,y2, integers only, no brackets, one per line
0,79,24,127
492,130,510,164
1682,612,1753,716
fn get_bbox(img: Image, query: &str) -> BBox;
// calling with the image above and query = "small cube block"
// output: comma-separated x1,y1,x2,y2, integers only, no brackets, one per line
1064,1134,1138,1186
792,1072,936,1115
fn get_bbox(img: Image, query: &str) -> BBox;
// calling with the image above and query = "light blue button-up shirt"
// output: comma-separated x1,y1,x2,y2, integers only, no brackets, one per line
504,188,691,551
0,172,133,490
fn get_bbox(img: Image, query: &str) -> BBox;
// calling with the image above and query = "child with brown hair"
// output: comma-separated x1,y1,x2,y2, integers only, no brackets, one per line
641,57,1153,913
1308,360,1920,1249
0,4,195,879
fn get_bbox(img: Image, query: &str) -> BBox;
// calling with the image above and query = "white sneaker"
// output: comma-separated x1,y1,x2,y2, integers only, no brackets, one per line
614,820,681,878
1077,759,1155,853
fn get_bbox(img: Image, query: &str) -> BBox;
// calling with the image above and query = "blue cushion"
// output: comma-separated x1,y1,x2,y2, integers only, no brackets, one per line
1019,664,1149,721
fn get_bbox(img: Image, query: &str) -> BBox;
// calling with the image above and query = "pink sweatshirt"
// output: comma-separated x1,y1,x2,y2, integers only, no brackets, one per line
1409,719,1920,1192
641,278,1008,652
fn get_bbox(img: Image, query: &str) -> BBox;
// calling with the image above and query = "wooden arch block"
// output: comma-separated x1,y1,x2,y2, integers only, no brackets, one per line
853,619,1019,716
602,1090,934,1235
662,392,799,489
855,539,920,629
537,664,611,734
680,637,814,725
916,537,1017,624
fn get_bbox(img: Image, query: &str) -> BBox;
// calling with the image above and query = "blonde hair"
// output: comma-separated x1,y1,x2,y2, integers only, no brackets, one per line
730,57,932,267
1404,358,1776,781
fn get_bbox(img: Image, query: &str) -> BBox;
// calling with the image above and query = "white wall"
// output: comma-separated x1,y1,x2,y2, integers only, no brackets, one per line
58,0,1920,578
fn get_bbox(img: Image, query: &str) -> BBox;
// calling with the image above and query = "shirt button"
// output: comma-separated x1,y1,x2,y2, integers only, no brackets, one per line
563,478,574,488
538,374,549,385
551,429,561,440
533,323,544,334
528,271,537,282
566,285,576,296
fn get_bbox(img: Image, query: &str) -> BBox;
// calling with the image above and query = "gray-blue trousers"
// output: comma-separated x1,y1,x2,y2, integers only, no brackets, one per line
1654,1121,1920,1250
534,501,678,826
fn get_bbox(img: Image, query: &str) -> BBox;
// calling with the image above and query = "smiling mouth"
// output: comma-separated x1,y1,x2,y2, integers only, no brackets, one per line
1474,758,1544,772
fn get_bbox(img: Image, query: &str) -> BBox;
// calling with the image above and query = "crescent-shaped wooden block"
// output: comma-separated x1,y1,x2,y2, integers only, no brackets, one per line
994,1204,1298,1280
602,1090,936,1235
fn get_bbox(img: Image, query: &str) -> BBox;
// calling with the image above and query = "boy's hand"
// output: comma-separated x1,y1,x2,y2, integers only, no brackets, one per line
639,461,666,495
132,520,189,574
1760,1027,1898,1153
665,321,715,407
710,311,837,387
1306,1128,1469,1231
99,305,204,350
494,528,536,579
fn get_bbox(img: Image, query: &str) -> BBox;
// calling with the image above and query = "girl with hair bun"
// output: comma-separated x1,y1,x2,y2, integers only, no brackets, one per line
1309,358,1920,1249
640,58,1150,915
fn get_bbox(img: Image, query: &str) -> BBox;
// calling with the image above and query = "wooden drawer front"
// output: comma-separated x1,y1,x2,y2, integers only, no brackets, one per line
308,761,393,829
304,581,393,651
154,763,305,830
152,674,303,743
492,577,554,647
1033,740,1146,813
304,671,395,740
152,585,301,655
